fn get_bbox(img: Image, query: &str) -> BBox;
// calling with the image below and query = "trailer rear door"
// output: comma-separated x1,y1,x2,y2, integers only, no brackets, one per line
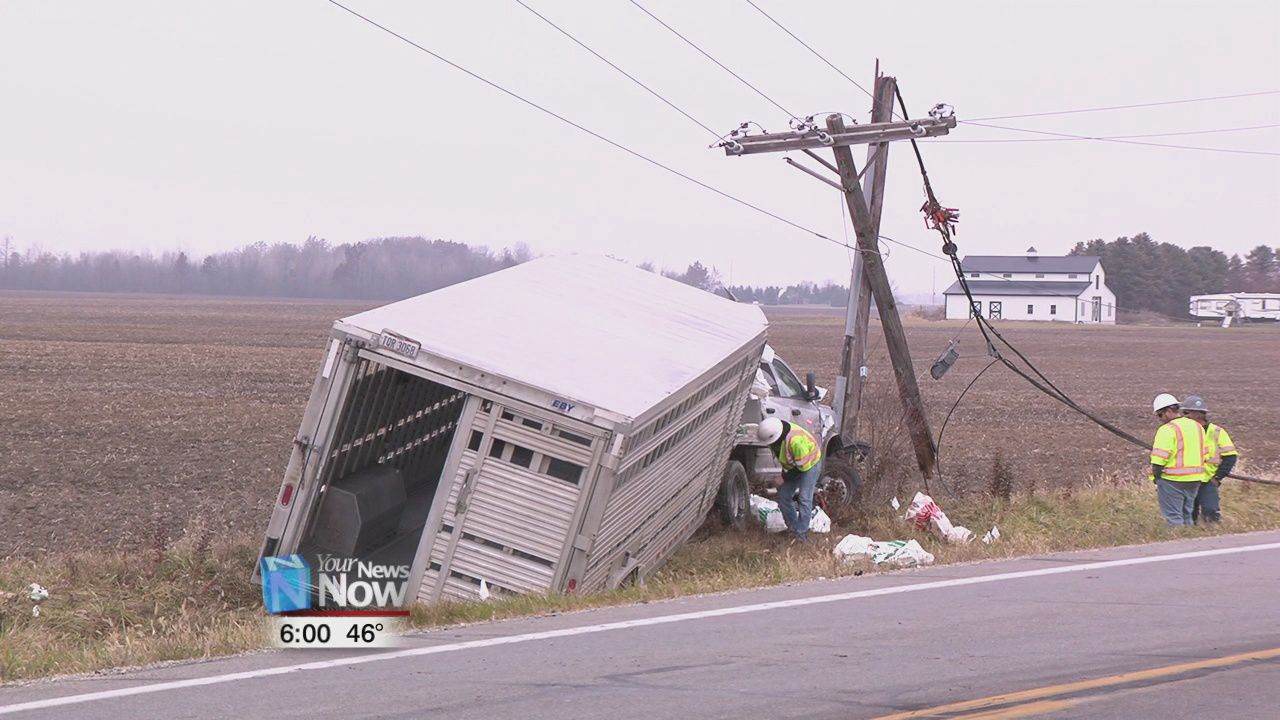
418,400,603,602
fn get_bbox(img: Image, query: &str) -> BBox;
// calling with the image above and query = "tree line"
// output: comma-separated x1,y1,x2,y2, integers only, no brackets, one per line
0,236,531,300
1069,234,1279,318
4,233,1272,315
648,259,850,306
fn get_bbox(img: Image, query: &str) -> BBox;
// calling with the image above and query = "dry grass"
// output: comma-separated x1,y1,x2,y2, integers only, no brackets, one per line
7,478,1279,683
0,527,262,683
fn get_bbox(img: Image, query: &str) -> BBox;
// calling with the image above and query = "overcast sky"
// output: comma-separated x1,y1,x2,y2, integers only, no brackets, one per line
2,0,1277,292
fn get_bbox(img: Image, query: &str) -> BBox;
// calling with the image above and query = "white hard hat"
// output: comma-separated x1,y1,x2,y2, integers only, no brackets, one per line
1152,393,1179,413
757,417,784,445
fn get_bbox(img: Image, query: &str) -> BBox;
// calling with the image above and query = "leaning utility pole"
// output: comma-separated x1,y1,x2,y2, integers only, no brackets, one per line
836,74,895,451
723,73,953,480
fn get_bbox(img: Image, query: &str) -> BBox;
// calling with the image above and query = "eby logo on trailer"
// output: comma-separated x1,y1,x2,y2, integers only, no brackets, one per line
260,554,312,614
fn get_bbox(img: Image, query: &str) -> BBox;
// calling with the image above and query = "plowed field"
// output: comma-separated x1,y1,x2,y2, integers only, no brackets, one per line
2,293,1276,555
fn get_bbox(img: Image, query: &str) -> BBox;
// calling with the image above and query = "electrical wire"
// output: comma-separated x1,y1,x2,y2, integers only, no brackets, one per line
324,0,849,252
960,120,1280,157
967,90,1280,122
512,0,723,141
930,123,1280,144
627,0,801,122
933,358,998,489
741,0,887,117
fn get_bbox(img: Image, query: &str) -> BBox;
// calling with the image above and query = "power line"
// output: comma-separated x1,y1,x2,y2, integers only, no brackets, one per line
967,90,1280,122
323,1,858,254
512,0,723,142
627,0,801,122
930,122,1280,144
960,120,1280,157
742,0,884,116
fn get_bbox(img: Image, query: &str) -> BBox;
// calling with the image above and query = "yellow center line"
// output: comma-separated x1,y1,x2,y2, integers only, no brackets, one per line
869,646,1280,719
959,699,1077,720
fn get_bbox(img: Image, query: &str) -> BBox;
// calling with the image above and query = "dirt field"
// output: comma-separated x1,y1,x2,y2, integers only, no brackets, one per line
2,293,1277,556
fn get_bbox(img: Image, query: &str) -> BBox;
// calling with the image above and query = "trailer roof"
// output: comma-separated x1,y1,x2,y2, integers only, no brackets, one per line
339,255,768,420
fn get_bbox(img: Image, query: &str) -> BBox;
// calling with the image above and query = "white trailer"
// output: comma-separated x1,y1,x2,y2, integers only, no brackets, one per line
257,255,767,604
1189,292,1280,322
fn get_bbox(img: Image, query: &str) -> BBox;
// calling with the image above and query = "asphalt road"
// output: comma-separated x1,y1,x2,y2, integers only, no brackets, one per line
3,532,1279,719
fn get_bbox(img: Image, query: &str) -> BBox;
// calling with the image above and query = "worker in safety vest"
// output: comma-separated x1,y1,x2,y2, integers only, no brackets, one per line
758,417,823,542
1182,395,1238,524
1148,393,1208,527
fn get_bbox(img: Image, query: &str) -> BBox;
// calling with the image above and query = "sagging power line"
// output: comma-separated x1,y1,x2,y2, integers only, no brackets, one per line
324,0,853,253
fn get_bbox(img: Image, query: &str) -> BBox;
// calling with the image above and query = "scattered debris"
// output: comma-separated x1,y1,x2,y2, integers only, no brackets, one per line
833,534,875,558
749,495,831,534
478,579,491,601
809,507,831,534
982,526,1002,545
833,534,936,567
28,583,49,618
27,583,48,602
890,497,901,511
905,491,974,544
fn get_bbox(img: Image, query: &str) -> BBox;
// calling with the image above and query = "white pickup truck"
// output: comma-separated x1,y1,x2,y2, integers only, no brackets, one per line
715,344,866,526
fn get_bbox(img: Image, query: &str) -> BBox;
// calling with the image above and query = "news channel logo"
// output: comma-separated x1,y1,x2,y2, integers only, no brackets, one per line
260,554,312,614
260,554,413,614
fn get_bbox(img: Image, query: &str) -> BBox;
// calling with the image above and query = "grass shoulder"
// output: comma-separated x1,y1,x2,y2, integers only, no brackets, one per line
3,480,1278,683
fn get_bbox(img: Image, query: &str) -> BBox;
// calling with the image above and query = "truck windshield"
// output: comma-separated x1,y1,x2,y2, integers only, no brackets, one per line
769,359,806,399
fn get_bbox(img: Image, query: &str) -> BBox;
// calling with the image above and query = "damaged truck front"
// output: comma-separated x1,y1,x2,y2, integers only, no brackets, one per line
714,344,867,527
256,255,767,605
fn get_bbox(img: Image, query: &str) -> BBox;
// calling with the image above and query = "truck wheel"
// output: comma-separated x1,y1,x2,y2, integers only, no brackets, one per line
817,461,862,510
717,460,750,529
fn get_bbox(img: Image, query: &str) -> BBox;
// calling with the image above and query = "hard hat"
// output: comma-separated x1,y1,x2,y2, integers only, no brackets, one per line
757,417,784,445
1152,393,1180,413
1182,395,1209,413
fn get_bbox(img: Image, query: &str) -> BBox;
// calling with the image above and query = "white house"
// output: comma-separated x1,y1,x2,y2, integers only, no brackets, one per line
943,247,1118,324
1189,292,1280,321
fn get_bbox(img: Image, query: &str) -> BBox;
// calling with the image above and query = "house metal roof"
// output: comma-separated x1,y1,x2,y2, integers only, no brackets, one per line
959,255,1100,274
942,280,1092,297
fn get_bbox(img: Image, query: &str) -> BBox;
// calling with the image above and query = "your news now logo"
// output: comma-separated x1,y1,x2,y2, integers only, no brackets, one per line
260,554,411,614
260,554,312,614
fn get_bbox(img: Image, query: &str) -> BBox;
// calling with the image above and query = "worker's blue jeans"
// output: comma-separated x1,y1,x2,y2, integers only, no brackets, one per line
1193,480,1221,523
777,463,820,540
1156,478,1198,526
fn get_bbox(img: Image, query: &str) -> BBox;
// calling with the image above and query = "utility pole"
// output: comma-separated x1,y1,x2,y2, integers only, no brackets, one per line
723,74,953,480
835,74,895,451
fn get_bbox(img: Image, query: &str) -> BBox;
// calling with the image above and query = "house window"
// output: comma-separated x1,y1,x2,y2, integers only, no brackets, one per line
1035,273,1045,278
970,300,982,318
1027,304,1034,314
1107,305,1112,318
1050,304,1057,315
989,301,1003,320
1095,275,1100,289
970,272,980,278
1081,302,1087,314
1068,274,1078,279
1002,273,1012,278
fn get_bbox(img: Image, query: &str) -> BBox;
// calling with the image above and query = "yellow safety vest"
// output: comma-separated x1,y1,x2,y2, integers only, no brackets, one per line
778,426,822,472
1149,416,1208,482
1202,422,1238,482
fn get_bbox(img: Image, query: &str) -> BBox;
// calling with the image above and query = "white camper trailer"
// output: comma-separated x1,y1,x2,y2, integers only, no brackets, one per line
257,255,767,605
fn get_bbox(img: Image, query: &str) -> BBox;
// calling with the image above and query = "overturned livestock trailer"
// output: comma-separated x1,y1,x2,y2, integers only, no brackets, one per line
257,255,767,604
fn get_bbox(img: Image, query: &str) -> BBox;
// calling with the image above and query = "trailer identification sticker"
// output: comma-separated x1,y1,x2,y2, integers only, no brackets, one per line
378,329,421,360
